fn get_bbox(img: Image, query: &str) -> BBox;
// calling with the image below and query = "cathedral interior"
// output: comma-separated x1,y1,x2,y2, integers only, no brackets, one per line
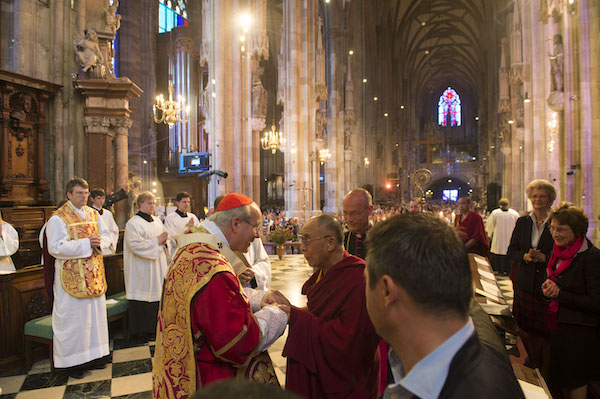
1,0,599,237
1,0,600,395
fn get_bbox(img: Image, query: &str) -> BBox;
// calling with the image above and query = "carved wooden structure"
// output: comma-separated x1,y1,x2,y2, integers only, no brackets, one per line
0,71,60,206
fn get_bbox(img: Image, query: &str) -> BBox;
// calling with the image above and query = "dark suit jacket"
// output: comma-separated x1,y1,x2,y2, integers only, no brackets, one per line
553,240,600,327
438,333,525,399
508,215,554,293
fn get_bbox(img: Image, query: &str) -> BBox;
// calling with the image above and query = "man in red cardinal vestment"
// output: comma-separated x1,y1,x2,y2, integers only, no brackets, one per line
152,193,289,399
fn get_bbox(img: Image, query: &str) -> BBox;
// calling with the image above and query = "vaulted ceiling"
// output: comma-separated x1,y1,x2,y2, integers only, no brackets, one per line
377,0,504,96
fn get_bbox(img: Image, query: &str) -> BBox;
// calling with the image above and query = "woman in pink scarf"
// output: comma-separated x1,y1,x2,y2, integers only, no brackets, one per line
542,203,600,399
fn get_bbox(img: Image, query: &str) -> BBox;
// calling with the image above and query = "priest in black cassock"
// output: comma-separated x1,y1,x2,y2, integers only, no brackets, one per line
342,188,373,260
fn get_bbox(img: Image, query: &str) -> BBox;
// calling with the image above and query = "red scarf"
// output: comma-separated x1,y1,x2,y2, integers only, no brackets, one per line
546,235,585,331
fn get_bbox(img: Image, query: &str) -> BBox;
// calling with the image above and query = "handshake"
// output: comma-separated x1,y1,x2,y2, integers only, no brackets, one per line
261,290,292,317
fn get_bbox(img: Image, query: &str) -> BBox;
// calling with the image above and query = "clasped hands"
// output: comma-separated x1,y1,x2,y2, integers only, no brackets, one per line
261,289,292,317
523,249,546,263
542,279,560,299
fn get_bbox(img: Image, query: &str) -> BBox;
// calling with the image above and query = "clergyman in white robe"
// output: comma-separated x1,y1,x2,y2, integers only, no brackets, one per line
47,201,113,368
0,221,19,273
244,237,272,290
163,209,200,258
92,205,119,256
486,206,520,274
123,212,170,336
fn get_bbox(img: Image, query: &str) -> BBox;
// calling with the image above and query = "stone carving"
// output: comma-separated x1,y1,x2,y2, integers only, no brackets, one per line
514,82,524,128
277,23,286,105
251,66,268,119
548,34,564,92
75,30,106,79
104,0,122,33
315,107,326,140
315,17,327,102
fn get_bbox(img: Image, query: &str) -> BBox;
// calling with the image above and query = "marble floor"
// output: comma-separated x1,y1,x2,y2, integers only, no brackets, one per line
0,255,513,398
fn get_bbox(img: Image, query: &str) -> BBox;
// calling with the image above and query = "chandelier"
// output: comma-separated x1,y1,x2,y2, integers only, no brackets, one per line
319,148,331,164
153,85,190,128
261,125,285,154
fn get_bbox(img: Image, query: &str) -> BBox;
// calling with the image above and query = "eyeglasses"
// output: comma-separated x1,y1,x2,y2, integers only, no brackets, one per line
299,235,331,245
342,207,369,218
242,220,261,234
549,225,572,234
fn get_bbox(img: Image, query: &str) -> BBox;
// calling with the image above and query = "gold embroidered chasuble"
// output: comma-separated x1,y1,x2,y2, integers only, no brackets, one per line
54,203,107,298
152,225,277,399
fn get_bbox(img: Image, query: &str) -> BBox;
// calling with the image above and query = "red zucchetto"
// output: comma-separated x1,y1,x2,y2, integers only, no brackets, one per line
216,193,254,212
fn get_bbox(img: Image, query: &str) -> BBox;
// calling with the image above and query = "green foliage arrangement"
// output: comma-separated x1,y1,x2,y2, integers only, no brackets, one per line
268,225,294,244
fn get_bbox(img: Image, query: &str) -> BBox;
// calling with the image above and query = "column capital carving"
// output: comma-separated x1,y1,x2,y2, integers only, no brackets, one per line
84,116,110,133
111,117,133,133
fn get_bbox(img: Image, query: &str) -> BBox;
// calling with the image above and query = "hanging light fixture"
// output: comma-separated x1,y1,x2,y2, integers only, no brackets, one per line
261,125,285,154
319,148,331,164
153,83,190,128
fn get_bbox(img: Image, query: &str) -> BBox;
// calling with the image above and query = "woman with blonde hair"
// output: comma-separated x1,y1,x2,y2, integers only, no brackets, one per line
508,179,556,373
0,211,19,273
542,203,600,399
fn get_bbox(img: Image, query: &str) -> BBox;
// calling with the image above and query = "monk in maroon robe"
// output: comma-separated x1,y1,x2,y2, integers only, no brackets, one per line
278,214,380,399
455,197,490,258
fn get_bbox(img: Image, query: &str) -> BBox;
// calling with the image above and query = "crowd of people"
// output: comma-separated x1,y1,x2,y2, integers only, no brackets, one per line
1,176,598,399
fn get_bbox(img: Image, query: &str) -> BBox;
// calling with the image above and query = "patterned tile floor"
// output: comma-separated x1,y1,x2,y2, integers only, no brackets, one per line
0,255,513,398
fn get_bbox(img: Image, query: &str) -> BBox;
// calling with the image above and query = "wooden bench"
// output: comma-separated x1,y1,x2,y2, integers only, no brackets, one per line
24,291,129,374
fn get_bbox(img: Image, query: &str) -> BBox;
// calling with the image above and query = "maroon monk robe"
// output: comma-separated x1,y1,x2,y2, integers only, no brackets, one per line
283,252,380,399
455,211,490,258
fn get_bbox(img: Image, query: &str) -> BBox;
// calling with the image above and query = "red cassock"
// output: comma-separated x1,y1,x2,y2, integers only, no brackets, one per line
191,272,263,385
455,211,490,258
153,241,277,399
283,252,380,399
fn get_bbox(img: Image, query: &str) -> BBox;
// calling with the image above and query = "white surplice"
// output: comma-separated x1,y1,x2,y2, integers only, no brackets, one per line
0,222,19,273
123,214,170,302
163,210,200,257
47,202,112,368
92,206,119,256
486,208,520,255
244,237,272,290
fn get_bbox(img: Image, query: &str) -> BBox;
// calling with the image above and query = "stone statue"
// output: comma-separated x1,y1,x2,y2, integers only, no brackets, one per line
251,66,268,119
75,30,105,78
315,107,326,140
104,0,121,33
515,83,524,127
548,34,564,92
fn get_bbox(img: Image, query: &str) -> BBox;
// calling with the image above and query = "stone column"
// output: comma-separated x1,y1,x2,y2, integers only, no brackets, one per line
114,118,133,227
74,79,142,227
281,0,319,219
84,116,112,189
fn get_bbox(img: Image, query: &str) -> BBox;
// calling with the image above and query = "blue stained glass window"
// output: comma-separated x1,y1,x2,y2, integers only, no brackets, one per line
158,1,188,33
438,87,462,127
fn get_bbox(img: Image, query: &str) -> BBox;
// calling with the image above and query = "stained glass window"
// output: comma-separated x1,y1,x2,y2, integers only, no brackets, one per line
438,87,462,127
159,0,188,33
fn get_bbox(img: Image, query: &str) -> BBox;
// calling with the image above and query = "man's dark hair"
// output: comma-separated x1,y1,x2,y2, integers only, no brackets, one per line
176,192,192,202
190,379,300,399
66,177,89,194
365,213,472,317
310,213,343,245
213,194,225,210
90,188,106,199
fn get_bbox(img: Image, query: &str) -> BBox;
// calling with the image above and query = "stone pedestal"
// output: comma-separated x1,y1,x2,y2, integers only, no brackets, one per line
74,78,142,227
